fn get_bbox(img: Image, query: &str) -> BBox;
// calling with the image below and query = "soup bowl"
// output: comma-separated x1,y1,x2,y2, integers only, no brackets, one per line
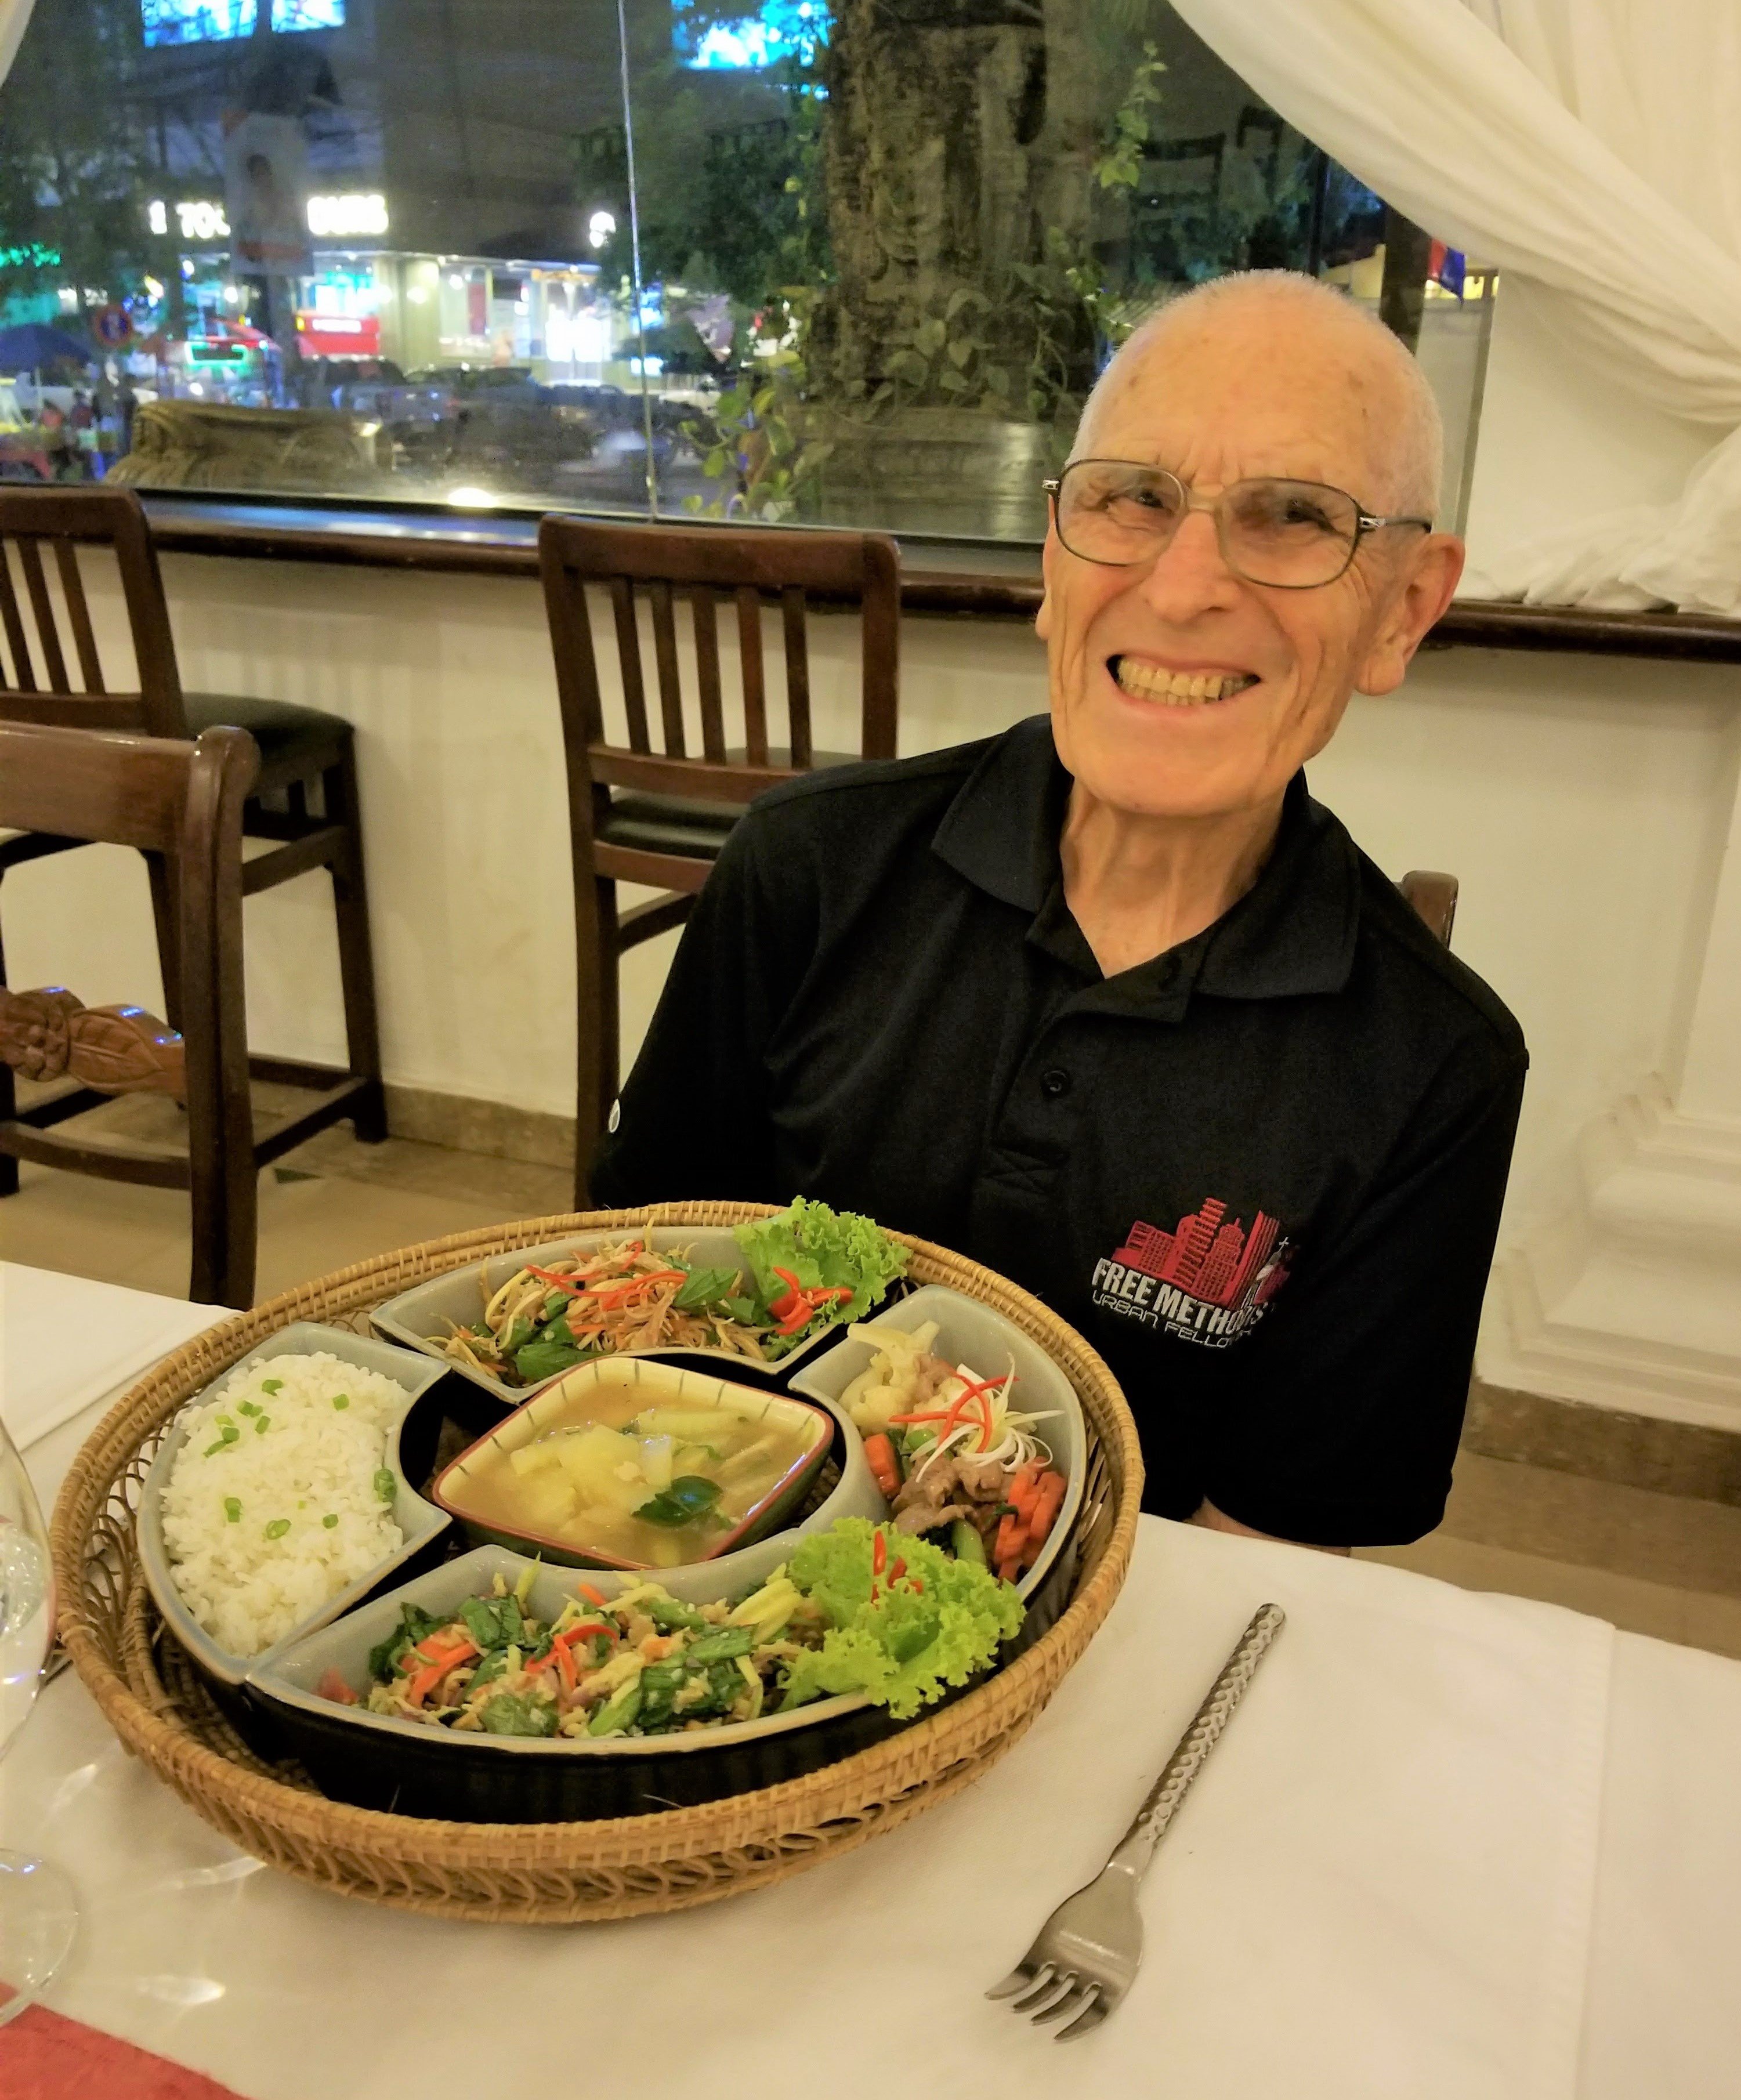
430,1357,835,1572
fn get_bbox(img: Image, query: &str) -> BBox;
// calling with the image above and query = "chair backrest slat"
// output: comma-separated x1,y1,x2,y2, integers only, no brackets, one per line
781,586,812,769
53,540,105,692
15,538,68,693
538,515,901,803
0,545,35,691
691,585,727,763
648,578,685,759
0,720,249,851
736,585,769,766
609,574,651,752
0,487,188,737
1400,869,1458,948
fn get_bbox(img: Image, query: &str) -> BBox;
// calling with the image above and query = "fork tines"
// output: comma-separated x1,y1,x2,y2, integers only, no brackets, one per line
987,1961,1108,2041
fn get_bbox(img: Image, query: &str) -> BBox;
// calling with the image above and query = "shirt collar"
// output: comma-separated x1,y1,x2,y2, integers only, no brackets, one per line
931,714,1360,1006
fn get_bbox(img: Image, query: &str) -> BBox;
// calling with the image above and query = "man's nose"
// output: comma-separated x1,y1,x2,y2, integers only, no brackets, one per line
1136,506,1243,620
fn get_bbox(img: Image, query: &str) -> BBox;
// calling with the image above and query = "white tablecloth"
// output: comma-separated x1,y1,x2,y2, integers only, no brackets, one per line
5,1270,1739,2099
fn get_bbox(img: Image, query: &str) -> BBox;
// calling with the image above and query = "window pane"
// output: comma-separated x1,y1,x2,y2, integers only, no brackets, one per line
0,2,1489,533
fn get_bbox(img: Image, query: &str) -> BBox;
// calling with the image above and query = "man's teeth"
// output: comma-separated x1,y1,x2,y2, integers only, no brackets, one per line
1113,659,1257,705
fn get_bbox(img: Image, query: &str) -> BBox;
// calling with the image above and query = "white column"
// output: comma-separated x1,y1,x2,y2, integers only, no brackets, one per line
1676,766,1741,1124
1483,746,1741,1426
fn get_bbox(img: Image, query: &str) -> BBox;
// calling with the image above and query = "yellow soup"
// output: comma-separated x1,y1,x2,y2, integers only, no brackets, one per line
454,1378,822,1567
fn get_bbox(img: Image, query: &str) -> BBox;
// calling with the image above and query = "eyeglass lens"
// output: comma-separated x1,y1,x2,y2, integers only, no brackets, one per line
1056,461,1363,586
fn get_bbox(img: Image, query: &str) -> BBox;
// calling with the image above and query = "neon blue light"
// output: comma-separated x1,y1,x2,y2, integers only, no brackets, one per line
140,0,343,42
274,0,345,27
142,0,254,44
673,0,827,70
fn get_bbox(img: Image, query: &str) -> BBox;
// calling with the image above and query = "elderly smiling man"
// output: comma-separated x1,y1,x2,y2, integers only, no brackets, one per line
593,270,1527,1551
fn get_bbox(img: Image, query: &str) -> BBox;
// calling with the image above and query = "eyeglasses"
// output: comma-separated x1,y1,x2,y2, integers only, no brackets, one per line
1043,458,1433,589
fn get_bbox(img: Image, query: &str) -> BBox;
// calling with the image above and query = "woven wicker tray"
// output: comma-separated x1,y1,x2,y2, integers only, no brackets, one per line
50,1203,1143,1924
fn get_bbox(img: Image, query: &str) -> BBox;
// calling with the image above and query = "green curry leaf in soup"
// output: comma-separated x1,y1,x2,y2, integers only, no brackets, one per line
634,1475,724,1528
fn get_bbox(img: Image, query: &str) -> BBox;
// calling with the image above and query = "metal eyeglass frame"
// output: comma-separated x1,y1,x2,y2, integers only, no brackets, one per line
1042,459,1434,589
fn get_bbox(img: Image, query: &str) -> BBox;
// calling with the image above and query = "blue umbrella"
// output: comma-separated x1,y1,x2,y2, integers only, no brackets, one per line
0,323,93,371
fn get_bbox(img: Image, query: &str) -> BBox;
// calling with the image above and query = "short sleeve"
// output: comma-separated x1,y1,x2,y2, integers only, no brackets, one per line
589,806,815,1210
1199,1042,1527,1547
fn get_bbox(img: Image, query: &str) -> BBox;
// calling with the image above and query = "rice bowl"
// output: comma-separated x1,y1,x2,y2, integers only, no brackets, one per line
157,1349,418,1656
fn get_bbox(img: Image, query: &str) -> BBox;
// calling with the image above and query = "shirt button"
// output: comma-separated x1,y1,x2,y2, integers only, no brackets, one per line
1040,1067,1072,1099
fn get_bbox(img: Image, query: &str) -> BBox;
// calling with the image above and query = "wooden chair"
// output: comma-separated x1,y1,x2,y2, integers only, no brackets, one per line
538,517,900,1205
1400,870,1458,947
0,723,267,1306
0,485,385,1206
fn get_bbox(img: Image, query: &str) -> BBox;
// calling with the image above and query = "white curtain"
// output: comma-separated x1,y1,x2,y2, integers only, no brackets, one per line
0,0,32,86
1167,0,1741,613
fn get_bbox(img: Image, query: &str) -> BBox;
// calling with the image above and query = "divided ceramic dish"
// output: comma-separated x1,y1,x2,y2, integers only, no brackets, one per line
142,1283,1088,1820
787,1284,1088,1603
430,1357,838,1571
247,1544,892,1820
136,1323,454,1699
368,1226,900,1402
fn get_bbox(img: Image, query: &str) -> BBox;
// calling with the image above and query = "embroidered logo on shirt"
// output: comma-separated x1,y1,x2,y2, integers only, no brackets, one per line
1090,1199,1293,1349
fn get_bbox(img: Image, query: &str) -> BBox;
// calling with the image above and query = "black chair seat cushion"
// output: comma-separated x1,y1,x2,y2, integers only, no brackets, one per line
182,693,351,784
594,752,860,864
597,791,742,861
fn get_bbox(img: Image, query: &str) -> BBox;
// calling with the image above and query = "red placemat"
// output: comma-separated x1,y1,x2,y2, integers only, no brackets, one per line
0,2003,255,2099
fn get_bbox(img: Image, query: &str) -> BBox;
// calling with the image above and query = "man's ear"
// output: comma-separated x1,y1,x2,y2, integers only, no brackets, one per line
1356,533,1464,696
1036,526,1058,642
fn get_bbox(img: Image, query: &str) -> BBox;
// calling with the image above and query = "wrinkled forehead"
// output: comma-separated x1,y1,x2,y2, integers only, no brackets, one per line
1080,321,1400,498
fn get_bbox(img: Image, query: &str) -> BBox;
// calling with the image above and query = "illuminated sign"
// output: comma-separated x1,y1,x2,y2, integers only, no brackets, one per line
306,193,388,238
674,0,827,70
147,193,388,243
142,0,343,43
295,310,382,356
143,0,253,45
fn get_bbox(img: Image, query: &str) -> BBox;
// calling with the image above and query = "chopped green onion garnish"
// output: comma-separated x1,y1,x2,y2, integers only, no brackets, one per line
372,1468,396,1504
216,1414,234,1428
220,1424,240,1443
254,1414,270,1434
332,1394,349,1410
237,1400,259,1417
261,1378,284,1396
264,1518,291,1540
322,1513,339,1529
224,1497,241,1523
202,1439,227,1457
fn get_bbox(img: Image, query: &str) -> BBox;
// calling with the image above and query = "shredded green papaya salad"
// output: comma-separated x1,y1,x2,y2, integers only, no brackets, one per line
318,1519,1023,1737
435,1197,908,1386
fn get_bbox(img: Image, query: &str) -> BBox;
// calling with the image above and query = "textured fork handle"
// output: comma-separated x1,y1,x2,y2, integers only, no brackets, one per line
1110,1602,1285,1879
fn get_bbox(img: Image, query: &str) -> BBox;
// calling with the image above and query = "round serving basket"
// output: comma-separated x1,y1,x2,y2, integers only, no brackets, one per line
50,1203,1143,1925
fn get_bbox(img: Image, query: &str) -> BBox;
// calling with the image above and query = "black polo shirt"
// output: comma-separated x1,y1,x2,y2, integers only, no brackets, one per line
592,715,1527,1546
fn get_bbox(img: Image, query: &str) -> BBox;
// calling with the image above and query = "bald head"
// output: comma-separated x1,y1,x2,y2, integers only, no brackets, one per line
1073,270,1444,519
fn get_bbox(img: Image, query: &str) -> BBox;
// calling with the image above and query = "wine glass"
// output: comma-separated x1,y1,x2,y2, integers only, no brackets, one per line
0,1413,78,2027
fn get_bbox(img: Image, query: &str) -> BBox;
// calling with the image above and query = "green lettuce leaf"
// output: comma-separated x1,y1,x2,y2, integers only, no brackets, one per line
779,1519,1023,1721
733,1199,908,1359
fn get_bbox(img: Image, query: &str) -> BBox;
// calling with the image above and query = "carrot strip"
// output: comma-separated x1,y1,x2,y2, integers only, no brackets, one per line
1026,1471,1067,1547
578,1583,609,1607
406,1639,478,1707
863,1433,902,1499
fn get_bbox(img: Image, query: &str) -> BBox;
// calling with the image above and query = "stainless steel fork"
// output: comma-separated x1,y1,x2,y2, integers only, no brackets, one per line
987,1601,1286,2041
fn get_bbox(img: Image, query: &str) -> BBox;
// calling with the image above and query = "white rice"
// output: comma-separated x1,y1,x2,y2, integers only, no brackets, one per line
159,1351,411,1656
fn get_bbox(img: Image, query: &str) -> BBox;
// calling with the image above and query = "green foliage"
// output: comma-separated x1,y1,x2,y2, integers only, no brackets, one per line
1094,42,1169,193
0,0,173,314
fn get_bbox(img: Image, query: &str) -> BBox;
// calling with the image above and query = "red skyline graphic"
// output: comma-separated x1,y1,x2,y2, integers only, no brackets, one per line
1114,1200,1284,1311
